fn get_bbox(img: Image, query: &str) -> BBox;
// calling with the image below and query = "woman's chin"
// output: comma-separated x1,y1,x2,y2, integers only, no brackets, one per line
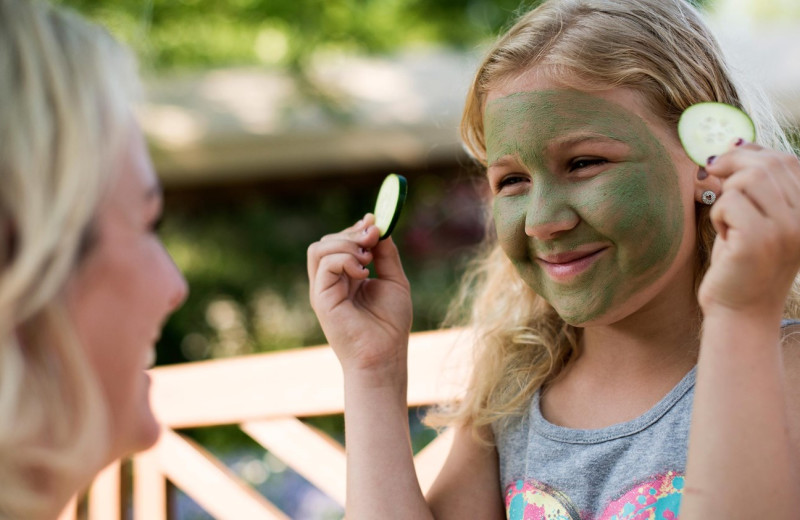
108,397,162,463
134,409,162,451
130,389,163,451
131,372,162,452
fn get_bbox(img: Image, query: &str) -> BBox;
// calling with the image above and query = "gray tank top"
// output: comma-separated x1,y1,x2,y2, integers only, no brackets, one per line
493,319,799,520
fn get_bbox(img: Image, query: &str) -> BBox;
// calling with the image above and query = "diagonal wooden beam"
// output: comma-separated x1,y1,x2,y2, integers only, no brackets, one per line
244,418,456,508
242,417,347,506
155,428,290,520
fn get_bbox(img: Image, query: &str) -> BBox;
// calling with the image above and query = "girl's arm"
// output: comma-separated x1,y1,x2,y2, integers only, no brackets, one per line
342,376,505,519
307,215,503,519
683,142,800,519
340,365,434,518
427,425,506,519
685,310,800,518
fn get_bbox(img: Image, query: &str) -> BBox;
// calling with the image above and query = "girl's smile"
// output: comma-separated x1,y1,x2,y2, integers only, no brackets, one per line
535,244,609,282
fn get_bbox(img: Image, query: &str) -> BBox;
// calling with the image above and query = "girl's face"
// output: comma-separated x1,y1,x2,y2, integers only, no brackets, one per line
66,124,188,461
484,71,699,325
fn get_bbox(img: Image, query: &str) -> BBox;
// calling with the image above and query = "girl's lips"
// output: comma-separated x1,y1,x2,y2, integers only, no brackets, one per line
536,247,608,281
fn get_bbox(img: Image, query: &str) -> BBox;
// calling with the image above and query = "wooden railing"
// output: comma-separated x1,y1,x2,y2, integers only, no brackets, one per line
58,328,474,520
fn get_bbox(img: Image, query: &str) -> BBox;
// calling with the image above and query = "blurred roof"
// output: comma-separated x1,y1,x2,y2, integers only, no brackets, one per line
142,49,478,187
141,23,800,187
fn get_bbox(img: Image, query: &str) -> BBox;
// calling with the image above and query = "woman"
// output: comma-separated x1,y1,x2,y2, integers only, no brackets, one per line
0,0,187,517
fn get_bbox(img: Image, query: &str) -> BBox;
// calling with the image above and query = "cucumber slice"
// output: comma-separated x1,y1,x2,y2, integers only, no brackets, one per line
373,173,407,239
678,102,755,166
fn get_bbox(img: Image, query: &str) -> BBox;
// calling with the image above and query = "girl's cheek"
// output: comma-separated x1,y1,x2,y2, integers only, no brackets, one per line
493,197,529,258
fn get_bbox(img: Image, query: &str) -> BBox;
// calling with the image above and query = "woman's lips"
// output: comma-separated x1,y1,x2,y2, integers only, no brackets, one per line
536,247,608,281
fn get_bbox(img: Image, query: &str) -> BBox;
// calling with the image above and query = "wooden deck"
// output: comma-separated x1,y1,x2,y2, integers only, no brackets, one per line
58,328,474,519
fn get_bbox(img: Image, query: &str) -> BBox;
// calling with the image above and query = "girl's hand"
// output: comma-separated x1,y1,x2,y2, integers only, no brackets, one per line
699,141,800,317
307,214,413,376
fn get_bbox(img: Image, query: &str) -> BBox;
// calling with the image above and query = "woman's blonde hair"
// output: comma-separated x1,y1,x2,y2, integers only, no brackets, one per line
428,0,800,435
0,0,140,516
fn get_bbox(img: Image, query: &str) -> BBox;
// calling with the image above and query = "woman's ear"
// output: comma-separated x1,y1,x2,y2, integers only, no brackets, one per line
694,166,722,204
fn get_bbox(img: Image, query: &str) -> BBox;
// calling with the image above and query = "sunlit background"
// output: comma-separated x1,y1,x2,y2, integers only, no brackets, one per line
57,0,800,518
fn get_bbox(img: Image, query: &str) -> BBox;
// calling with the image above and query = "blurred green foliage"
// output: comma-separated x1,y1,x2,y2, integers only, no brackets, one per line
157,170,487,455
55,0,716,75
56,0,531,74
157,171,487,366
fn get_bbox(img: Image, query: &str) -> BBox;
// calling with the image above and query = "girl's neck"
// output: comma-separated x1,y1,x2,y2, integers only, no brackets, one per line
540,272,701,429
579,296,701,377
580,253,702,375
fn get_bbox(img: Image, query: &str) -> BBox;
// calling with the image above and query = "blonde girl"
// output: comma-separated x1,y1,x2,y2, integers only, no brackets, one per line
0,1,187,518
308,0,800,518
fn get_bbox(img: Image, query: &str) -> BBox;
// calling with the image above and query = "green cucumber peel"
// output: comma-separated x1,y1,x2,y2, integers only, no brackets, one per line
373,173,407,239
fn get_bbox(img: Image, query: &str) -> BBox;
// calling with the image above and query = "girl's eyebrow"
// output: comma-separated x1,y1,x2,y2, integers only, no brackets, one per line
488,156,519,170
549,133,628,149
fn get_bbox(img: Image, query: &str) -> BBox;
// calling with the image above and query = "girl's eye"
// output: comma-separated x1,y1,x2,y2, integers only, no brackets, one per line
569,158,607,172
495,175,528,192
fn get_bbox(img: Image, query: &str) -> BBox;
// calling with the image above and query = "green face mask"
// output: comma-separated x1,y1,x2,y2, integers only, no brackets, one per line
485,89,684,324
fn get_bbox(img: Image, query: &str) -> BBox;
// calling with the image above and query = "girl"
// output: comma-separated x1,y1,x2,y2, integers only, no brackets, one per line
0,1,187,517
307,0,800,518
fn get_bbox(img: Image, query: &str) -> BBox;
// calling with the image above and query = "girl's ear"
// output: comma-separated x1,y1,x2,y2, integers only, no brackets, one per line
694,166,722,204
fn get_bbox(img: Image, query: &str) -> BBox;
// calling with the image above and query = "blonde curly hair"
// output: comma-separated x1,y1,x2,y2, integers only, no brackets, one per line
0,0,140,516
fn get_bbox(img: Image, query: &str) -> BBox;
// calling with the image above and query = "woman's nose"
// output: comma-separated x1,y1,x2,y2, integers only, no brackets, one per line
166,260,189,312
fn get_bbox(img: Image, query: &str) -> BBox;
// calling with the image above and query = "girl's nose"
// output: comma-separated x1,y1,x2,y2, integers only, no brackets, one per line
524,187,580,240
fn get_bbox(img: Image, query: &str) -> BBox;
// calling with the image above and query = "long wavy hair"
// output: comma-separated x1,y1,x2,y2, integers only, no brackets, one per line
0,0,140,516
427,0,800,435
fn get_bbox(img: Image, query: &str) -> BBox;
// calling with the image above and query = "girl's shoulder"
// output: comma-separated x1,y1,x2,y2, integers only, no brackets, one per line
782,319,800,343
782,321,800,455
781,319,800,372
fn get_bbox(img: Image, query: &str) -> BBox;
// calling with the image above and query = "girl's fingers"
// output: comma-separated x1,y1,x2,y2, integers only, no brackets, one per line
307,238,373,286
710,188,767,241
767,152,800,208
370,236,409,286
320,214,370,241
312,252,370,310
319,214,378,243
704,143,759,179
705,143,800,210
719,167,788,218
707,142,794,178
308,216,381,289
